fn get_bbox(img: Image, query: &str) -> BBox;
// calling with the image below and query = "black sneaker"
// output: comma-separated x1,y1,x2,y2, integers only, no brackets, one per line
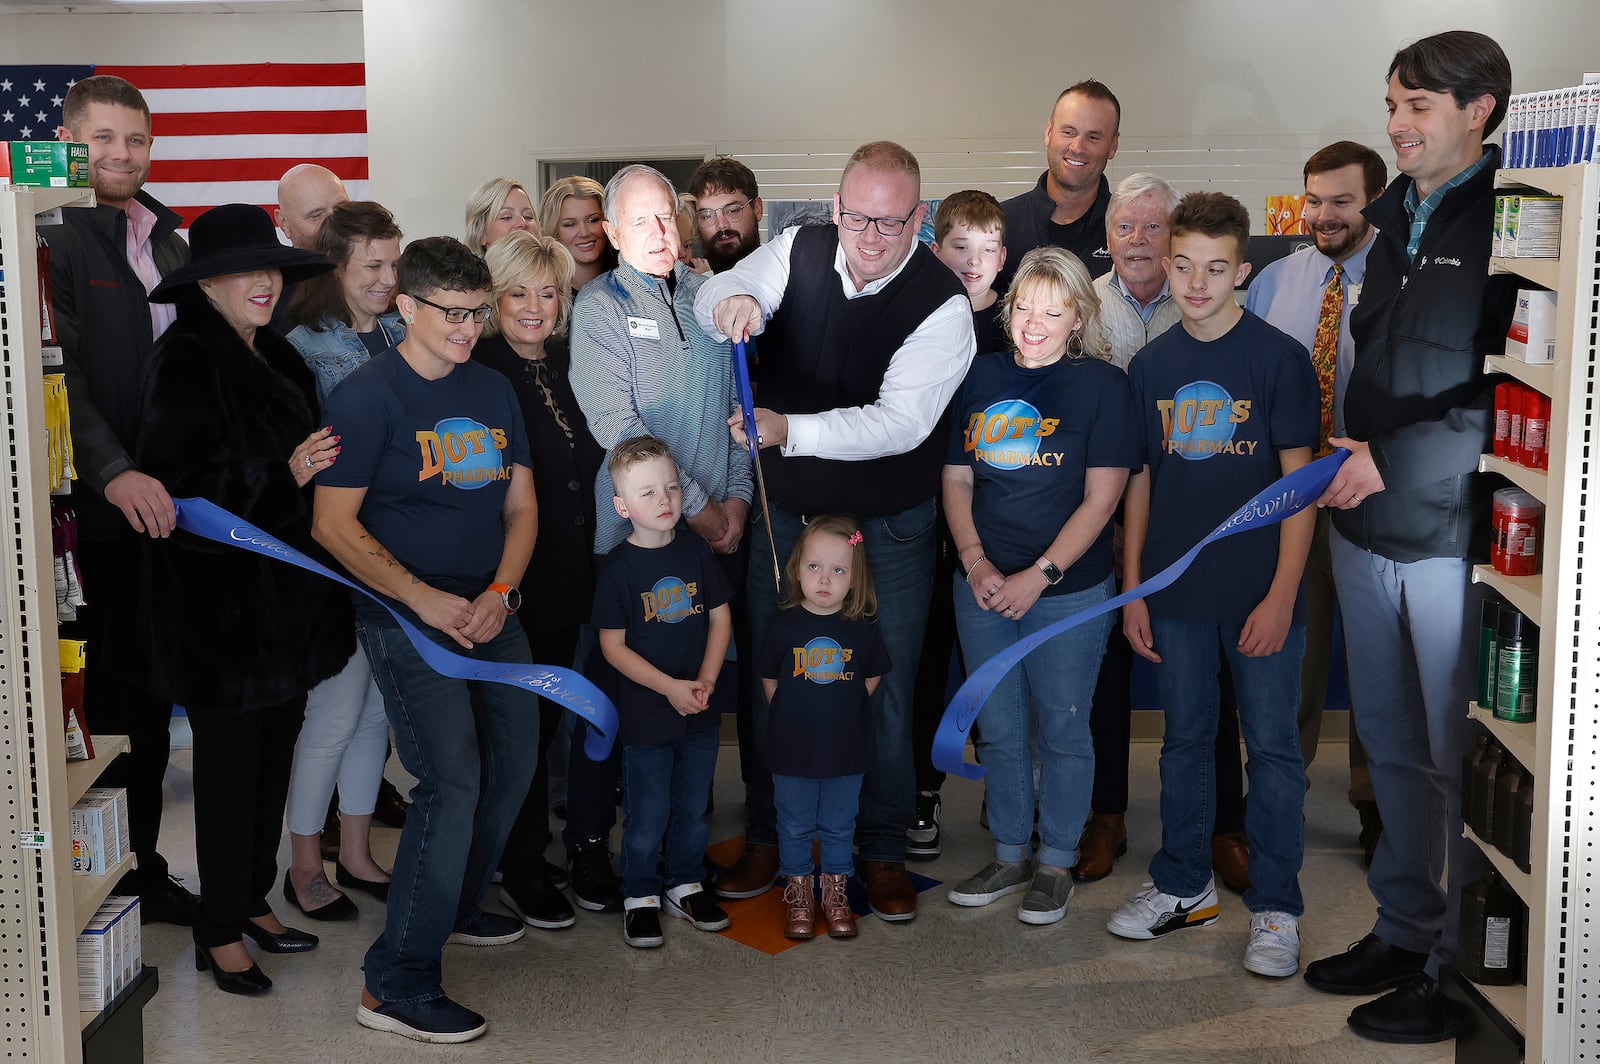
568,838,623,913
906,790,942,860
500,878,576,930
623,903,664,948
665,885,731,931
357,995,487,1044
446,909,526,946
541,857,570,891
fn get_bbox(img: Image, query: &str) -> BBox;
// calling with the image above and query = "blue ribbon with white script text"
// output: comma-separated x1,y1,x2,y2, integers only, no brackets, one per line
173,496,618,760
931,448,1349,780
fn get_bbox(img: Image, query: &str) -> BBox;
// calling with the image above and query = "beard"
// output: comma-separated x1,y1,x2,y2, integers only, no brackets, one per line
704,228,758,272
1313,218,1371,261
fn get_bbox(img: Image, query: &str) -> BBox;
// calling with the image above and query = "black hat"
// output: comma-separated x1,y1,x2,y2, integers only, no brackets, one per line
150,203,334,303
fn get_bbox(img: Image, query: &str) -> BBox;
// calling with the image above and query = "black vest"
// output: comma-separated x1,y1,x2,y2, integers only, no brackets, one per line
757,225,963,517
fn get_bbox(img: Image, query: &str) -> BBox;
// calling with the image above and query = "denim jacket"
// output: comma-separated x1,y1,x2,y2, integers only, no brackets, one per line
286,311,407,406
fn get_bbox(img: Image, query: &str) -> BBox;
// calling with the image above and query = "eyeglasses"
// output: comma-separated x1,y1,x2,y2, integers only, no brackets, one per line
412,293,492,324
696,200,750,224
837,203,917,238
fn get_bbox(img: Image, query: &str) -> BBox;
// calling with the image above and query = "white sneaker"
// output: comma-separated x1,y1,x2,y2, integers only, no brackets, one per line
1243,910,1301,977
1106,880,1220,940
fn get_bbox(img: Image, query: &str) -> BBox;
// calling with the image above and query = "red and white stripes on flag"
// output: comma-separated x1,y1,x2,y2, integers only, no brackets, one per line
93,62,369,231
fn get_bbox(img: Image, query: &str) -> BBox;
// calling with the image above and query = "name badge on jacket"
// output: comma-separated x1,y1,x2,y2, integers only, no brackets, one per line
627,317,661,341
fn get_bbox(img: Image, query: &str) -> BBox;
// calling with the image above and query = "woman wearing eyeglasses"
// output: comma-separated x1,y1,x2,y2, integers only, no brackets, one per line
312,236,542,1044
539,176,616,292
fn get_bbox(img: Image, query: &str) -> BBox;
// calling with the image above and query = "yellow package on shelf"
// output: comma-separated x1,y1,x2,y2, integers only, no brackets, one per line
41,374,75,493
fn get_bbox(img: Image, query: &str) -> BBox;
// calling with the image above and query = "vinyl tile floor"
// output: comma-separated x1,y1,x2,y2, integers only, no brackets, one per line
139,741,1453,1064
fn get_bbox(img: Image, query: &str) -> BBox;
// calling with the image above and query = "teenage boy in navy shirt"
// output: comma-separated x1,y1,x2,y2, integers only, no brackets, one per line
1109,192,1318,979
592,435,733,949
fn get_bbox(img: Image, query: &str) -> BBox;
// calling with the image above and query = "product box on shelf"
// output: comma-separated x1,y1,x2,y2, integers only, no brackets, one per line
94,896,140,995
82,786,128,868
1506,289,1557,364
76,909,115,1011
0,142,90,189
1504,196,1562,258
70,789,125,875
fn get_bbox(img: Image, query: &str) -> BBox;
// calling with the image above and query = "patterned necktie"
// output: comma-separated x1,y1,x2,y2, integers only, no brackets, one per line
1310,263,1343,454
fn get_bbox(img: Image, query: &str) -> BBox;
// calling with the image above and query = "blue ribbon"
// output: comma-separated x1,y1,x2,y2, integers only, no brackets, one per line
931,448,1349,780
172,496,618,761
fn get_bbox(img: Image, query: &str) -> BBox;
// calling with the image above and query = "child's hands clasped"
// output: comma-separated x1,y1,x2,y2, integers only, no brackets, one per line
667,678,714,717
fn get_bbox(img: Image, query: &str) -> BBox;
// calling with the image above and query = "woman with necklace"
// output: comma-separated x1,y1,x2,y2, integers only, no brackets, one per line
280,201,406,920
473,231,605,929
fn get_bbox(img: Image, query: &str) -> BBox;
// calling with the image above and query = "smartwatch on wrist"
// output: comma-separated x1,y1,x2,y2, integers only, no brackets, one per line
1036,557,1064,586
488,581,522,614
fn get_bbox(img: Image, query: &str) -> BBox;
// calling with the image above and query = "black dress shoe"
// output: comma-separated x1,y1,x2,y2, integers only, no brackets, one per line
373,779,409,828
241,918,319,954
282,869,357,922
139,873,199,926
193,930,272,995
336,862,390,902
1348,976,1459,1044
500,877,576,930
1304,933,1429,995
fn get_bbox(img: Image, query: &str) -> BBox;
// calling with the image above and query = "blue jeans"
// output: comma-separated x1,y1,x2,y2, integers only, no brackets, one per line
1330,528,1485,976
357,617,542,1004
619,728,720,899
1148,616,1306,916
745,500,935,862
773,774,865,877
953,574,1114,868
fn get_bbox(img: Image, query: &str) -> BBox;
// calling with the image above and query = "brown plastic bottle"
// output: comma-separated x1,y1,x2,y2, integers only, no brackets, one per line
1513,771,1536,874
1457,869,1520,986
1470,740,1509,840
1463,733,1491,828
1493,759,1527,858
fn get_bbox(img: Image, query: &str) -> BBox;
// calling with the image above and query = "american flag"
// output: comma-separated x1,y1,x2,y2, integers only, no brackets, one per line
0,62,368,230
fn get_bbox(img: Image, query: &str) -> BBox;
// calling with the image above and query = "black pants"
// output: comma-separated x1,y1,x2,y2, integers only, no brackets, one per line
70,538,177,886
188,697,305,947
1088,625,1246,834
562,632,623,852
911,519,963,793
500,626,577,885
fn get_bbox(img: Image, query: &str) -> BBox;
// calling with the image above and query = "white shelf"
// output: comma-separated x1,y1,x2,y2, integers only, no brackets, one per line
1467,975,1528,1035
1490,254,1560,291
1472,565,1542,623
1464,822,1533,903
1468,703,1537,770
72,852,135,932
1478,453,1547,503
1495,165,1582,198
1484,354,1553,396
65,735,129,808
1,185,95,214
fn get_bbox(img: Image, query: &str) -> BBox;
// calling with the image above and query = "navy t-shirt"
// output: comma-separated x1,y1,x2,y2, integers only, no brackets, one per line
972,301,1007,358
757,606,891,778
592,534,731,746
946,351,1141,594
318,348,531,627
1127,310,1318,622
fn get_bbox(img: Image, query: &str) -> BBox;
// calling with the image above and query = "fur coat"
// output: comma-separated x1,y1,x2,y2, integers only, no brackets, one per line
111,294,355,713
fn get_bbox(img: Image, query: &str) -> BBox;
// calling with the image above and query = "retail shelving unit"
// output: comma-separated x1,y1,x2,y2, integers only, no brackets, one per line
0,186,157,1063
1454,162,1600,1063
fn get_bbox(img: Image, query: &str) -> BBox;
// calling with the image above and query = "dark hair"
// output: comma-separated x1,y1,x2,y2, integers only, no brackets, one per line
933,190,1004,243
1169,191,1251,261
688,156,759,202
1054,78,1122,133
289,201,403,331
62,75,150,134
1303,141,1388,201
396,236,491,301
1388,30,1512,137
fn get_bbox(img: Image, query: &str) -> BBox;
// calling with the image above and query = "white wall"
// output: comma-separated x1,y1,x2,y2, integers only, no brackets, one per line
0,11,363,64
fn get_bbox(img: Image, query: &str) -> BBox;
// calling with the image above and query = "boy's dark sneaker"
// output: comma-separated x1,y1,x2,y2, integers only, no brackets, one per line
623,901,664,948
906,790,942,860
357,995,487,1044
568,837,623,913
446,910,525,946
665,884,730,931
499,878,575,930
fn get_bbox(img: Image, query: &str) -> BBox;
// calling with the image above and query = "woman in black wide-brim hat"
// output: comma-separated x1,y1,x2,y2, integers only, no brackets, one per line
114,203,358,995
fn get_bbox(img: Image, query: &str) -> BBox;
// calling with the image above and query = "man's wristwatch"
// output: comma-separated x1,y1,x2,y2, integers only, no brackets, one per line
1036,557,1064,585
488,582,522,614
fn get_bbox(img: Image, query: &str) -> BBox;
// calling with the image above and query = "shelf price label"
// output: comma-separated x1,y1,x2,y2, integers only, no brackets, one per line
17,831,48,849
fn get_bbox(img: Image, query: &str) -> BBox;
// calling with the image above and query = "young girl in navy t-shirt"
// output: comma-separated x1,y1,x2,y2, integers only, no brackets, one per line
757,515,891,941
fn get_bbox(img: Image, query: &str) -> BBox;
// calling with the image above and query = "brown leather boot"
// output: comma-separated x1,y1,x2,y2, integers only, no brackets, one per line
862,860,917,922
782,875,817,940
1070,813,1128,883
714,842,780,900
1210,832,1251,894
819,873,858,938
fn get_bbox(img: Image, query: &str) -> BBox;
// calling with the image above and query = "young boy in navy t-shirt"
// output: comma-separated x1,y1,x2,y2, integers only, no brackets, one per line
592,435,733,949
1109,192,1318,980
931,190,1008,356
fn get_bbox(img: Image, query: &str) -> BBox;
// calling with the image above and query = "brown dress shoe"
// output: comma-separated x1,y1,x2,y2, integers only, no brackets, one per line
782,875,817,940
714,842,780,899
1210,832,1251,894
1070,813,1128,883
819,873,858,938
861,860,917,922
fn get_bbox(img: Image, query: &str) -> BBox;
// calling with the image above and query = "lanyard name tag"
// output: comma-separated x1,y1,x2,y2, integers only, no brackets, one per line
626,317,661,340
1346,282,1361,306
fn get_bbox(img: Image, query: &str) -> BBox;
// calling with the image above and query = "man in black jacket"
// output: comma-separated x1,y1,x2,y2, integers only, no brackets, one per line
47,75,194,923
1303,31,1518,1043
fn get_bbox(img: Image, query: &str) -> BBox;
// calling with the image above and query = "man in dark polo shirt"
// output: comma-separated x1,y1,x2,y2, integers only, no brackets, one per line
999,78,1121,291
695,141,976,920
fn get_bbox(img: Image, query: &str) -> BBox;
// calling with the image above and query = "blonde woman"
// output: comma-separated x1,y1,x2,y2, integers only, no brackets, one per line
464,177,538,255
538,175,615,291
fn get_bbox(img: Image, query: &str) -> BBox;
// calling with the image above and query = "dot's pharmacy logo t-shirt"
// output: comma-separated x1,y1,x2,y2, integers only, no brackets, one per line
758,607,891,778
319,348,531,627
1127,311,1318,623
945,351,1140,595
